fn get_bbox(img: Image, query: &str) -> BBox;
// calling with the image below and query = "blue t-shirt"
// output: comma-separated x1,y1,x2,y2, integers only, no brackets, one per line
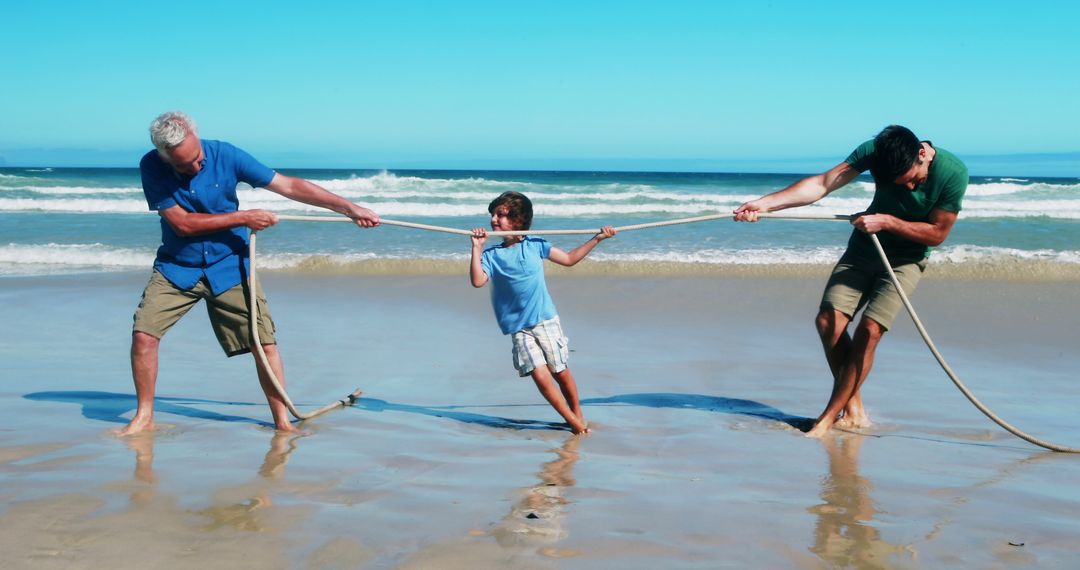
480,237,559,335
140,139,276,295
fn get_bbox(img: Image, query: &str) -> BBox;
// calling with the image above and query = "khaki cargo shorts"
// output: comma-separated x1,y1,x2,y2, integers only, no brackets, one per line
820,253,927,331
132,270,276,356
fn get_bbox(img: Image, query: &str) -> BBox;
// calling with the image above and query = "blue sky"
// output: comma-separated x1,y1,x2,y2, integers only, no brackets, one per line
1,1,1077,175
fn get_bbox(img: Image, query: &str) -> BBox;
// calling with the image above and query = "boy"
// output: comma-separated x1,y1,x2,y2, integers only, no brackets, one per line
470,191,616,434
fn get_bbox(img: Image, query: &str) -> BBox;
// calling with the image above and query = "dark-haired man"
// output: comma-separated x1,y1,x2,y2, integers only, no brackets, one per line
734,125,968,437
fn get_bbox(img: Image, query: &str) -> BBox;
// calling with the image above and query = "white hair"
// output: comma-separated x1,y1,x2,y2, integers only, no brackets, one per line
149,111,197,153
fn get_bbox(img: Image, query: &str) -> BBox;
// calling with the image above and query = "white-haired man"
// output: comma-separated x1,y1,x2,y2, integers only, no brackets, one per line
118,111,379,435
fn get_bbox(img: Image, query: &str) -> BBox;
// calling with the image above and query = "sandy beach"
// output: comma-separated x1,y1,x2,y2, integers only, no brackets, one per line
2,267,1079,568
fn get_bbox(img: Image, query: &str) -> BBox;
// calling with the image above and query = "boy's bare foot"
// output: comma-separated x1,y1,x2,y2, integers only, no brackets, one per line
114,416,155,436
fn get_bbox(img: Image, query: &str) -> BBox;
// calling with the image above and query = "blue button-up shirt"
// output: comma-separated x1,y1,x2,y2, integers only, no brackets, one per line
140,139,276,295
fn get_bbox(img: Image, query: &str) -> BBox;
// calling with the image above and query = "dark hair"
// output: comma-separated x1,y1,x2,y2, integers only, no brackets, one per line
488,191,533,230
870,125,922,183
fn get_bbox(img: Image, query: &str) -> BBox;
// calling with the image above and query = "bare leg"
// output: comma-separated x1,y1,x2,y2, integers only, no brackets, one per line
813,309,851,430
807,316,884,438
817,308,852,384
252,344,297,432
815,309,872,429
838,317,884,428
552,368,585,423
530,367,588,434
116,332,160,436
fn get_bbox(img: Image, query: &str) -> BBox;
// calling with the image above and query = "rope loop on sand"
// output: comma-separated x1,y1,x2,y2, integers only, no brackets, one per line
247,211,1079,450
247,232,362,421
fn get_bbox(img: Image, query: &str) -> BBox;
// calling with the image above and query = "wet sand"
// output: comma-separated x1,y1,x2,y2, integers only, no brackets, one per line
2,269,1079,568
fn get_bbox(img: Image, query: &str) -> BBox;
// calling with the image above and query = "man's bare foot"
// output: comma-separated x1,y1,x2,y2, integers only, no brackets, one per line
835,413,872,429
274,422,300,433
569,419,590,435
804,418,835,439
839,404,871,428
115,416,155,436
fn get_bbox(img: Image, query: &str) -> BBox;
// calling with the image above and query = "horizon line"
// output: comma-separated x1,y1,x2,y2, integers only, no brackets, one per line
1,151,1078,178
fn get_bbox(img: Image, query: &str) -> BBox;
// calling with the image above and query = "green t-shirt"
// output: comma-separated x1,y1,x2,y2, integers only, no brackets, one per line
843,139,968,263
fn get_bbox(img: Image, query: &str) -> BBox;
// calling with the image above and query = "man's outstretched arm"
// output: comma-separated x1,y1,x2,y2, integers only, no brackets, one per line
265,173,380,228
734,162,859,221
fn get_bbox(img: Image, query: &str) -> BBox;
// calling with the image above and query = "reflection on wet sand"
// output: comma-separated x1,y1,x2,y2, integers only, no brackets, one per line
123,431,307,532
193,432,306,532
492,436,582,559
809,434,914,568
123,433,158,506
0,433,314,567
258,432,302,481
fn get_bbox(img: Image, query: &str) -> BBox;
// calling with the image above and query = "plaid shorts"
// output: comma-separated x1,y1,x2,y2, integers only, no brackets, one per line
510,316,570,377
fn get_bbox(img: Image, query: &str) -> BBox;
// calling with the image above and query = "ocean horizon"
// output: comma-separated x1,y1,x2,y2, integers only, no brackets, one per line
3,149,1078,178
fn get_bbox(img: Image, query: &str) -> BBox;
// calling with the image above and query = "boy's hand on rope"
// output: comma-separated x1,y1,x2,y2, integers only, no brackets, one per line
471,228,488,248
594,225,617,241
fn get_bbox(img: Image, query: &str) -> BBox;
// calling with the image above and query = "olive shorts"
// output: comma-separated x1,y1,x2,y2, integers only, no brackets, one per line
132,270,276,356
819,253,927,331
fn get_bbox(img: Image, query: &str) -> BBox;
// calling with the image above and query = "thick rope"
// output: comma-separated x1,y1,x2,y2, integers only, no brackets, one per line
251,210,1078,449
275,212,852,236
868,233,1079,452
247,231,362,421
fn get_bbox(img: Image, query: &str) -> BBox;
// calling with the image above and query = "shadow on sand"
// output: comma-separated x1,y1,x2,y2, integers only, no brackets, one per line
367,392,809,432
25,390,808,432
24,390,265,427
581,392,809,430
354,397,570,432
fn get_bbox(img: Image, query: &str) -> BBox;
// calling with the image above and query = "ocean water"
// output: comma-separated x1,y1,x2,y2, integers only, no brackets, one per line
1,167,1078,276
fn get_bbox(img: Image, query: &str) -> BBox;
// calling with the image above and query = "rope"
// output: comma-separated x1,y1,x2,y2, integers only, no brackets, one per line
868,233,1079,452
247,231,362,421
250,210,1079,450
276,211,852,236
